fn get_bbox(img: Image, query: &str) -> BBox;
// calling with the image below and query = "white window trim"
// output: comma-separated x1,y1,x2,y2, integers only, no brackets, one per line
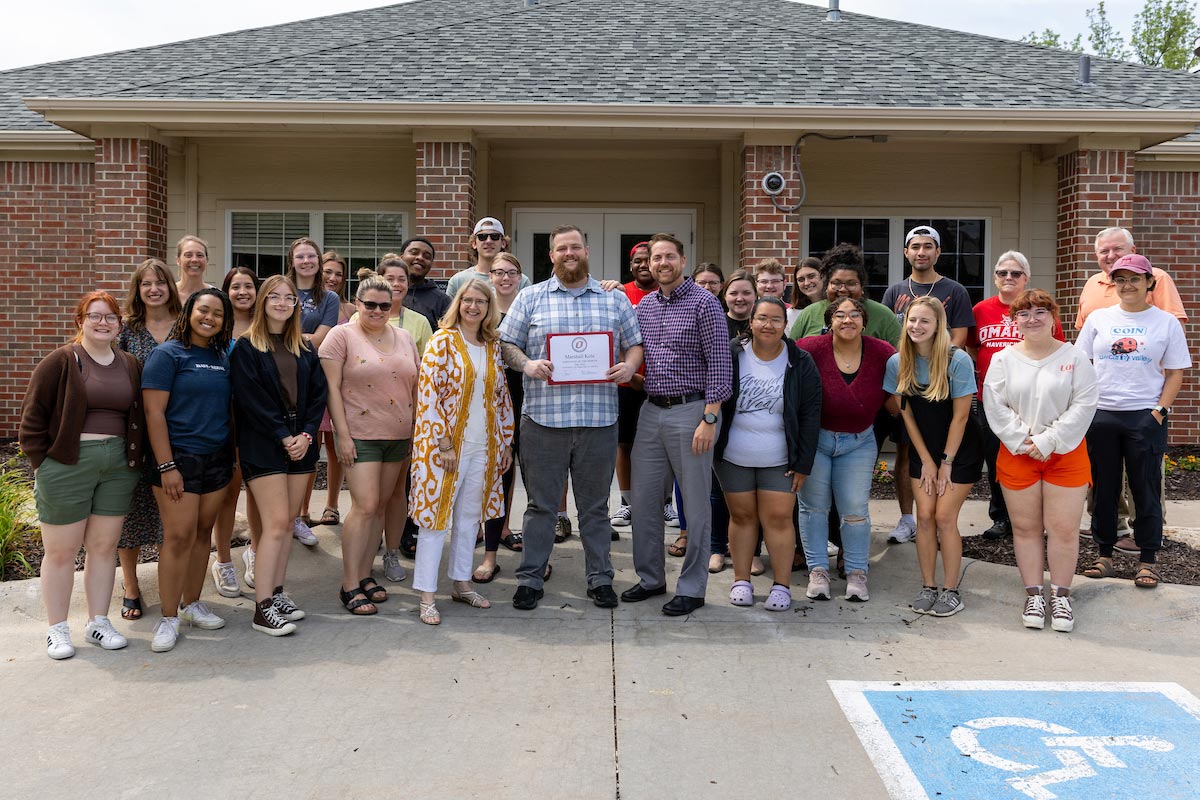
800,210,996,297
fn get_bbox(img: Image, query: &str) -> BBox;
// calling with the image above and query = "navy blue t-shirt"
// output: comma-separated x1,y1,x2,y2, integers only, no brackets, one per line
298,287,339,335
141,339,231,454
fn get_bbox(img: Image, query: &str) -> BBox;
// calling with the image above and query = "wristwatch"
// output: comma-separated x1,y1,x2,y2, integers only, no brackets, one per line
702,412,718,425
1154,405,1170,418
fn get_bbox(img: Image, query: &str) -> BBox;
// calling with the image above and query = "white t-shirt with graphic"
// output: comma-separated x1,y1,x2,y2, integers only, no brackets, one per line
723,345,788,468
1077,304,1191,411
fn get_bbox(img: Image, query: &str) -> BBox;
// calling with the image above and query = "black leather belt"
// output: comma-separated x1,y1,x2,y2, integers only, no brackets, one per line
647,392,704,408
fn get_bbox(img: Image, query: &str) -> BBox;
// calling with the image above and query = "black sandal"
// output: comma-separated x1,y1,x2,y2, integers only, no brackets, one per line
359,577,388,603
400,529,418,558
121,596,143,621
339,586,377,616
499,531,524,552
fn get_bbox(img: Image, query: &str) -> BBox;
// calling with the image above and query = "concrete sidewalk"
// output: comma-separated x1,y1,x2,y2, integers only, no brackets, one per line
3,485,1199,799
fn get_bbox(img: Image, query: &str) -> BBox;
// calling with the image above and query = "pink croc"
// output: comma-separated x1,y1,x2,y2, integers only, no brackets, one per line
729,580,754,607
764,584,792,612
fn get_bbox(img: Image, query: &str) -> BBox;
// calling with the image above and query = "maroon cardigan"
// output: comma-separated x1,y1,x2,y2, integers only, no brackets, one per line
796,334,896,433
19,344,146,470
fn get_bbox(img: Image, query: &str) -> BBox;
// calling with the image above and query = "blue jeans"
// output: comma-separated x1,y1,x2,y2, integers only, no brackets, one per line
798,427,877,573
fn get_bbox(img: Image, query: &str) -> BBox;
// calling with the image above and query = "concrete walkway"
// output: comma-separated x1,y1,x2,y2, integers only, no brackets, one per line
3,484,1199,798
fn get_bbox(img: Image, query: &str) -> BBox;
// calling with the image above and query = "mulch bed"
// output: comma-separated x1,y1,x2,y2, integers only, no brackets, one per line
5,441,1200,584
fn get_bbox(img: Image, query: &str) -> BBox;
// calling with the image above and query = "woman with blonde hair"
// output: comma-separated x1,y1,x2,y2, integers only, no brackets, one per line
175,235,215,301
231,275,328,635
884,295,982,617
410,279,514,625
20,291,145,658
319,273,420,615
116,259,181,620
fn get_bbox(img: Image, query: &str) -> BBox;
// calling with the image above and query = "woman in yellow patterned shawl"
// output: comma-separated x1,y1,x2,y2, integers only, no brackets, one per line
410,279,514,625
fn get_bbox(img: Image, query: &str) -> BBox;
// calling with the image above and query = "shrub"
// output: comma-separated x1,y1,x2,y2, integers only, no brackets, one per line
0,456,35,579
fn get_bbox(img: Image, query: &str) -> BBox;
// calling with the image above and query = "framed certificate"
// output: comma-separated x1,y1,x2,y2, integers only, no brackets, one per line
546,331,614,385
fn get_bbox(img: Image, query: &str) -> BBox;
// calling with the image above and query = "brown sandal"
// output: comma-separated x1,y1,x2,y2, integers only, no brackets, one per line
1083,558,1116,579
668,534,688,557
1134,564,1161,589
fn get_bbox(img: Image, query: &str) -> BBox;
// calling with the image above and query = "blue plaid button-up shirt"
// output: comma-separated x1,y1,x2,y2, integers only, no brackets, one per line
499,276,642,428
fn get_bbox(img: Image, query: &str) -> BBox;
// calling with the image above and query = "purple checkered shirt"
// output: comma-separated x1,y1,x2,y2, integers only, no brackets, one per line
636,278,732,404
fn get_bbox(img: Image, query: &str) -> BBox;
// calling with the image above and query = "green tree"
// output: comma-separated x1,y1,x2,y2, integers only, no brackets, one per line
1087,1,1130,59
1129,0,1199,68
1021,28,1084,51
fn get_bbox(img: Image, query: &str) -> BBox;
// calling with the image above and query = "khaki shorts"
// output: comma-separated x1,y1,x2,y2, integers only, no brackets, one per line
34,438,139,525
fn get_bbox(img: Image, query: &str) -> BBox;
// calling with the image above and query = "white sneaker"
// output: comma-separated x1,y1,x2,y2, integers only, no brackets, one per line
180,601,226,630
827,542,840,557
664,503,680,528
382,550,407,582
242,547,256,589
610,504,632,527
844,569,869,602
1050,593,1075,633
211,560,241,598
1022,593,1046,630
46,622,74,660
293,518,319,546
151,617,180,653
887,517,916,544
806,567,831,600
83,616,128,650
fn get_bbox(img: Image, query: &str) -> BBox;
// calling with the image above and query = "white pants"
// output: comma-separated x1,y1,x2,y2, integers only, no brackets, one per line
413,441,487,593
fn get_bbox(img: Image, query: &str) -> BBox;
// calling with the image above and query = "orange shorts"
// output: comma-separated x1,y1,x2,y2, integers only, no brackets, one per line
997,441,1091,491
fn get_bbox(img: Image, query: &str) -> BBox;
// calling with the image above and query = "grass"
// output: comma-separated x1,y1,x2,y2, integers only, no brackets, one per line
0,455,35,579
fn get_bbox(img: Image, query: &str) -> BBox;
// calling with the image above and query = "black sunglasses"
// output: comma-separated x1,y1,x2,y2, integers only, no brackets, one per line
360,300,393,312
476,232,503,241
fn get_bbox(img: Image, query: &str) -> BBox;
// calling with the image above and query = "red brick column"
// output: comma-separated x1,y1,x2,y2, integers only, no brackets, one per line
93,137,168,295
415,141,476,279
738,144,800,272
1055,149,1134,331
1134,169,1200,444
0,161,96,434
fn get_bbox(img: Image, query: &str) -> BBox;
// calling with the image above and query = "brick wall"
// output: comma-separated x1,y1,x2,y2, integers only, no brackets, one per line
0,161,96,435
415,141,476,279
1055,149,1134,328
738,144,800,272
1134,169,1200,444
94,138,168,294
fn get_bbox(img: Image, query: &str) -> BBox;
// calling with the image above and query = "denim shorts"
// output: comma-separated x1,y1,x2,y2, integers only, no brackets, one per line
34,437,140,525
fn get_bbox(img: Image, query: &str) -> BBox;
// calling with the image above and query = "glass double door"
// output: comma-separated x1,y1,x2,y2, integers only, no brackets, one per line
512,209,696,284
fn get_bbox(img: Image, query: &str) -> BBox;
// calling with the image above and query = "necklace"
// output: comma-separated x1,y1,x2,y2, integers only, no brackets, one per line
908,274,940,298
833,342,861,371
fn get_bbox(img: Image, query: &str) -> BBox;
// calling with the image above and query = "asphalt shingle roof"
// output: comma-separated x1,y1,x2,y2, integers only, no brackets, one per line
4,0,1200,133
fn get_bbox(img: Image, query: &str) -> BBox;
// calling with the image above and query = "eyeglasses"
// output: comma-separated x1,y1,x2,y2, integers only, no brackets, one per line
85,313,120,324
266,293,298,307
756,278,784,286
831,311,864,321
1112,275,1147,287
695,279,722,288
1013,308,1051,321
829,280,861,290
994,269,1026,279
460,297,490,307
476,232,503,242
360,300,393,312
752,316,784,327
490,269,520,278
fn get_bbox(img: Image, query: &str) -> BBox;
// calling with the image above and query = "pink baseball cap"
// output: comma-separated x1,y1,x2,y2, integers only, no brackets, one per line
1110,254,1153,275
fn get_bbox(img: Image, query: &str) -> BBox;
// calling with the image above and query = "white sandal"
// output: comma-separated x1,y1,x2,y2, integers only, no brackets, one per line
451,588,491,609
419,601,441,625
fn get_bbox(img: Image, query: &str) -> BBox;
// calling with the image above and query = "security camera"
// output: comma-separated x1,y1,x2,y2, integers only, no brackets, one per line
762,171,786,196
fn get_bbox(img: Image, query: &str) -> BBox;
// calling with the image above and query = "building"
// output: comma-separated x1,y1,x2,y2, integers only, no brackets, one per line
2,0,1199,438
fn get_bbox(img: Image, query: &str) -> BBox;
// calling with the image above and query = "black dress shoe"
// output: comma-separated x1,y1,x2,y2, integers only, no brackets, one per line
662,595,705,616
588,585,619,608
512,586,544,610
610,528,620,542
982,520,1012,540
620,584,667,603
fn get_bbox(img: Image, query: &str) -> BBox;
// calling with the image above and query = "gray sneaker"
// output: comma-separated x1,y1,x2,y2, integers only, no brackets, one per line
930,588,964,617
910,586,939,614
383,550,407,582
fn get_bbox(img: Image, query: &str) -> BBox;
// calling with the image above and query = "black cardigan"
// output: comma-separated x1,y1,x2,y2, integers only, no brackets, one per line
714,337,822,476
229,337,328,463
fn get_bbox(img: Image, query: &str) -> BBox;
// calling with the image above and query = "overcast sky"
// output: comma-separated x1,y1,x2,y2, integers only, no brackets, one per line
1,0,1146,71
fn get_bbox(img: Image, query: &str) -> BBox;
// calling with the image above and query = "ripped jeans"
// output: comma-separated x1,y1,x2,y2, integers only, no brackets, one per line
798,426,877,573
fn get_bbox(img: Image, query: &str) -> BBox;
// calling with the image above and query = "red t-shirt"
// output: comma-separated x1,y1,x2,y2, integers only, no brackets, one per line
621,281,655,385
970,295,1065,401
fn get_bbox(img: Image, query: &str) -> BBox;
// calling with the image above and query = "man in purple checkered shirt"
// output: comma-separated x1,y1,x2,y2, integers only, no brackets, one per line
621,233,732,616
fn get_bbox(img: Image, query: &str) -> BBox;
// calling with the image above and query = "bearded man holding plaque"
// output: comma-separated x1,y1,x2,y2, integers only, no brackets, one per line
500,225,643,611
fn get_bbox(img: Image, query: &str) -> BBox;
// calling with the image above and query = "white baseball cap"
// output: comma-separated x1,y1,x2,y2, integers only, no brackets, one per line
472,217,505,236
905,225,941,247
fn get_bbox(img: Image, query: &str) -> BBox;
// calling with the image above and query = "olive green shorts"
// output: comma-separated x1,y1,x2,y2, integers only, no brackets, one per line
34,438,139,525
352,438,412,463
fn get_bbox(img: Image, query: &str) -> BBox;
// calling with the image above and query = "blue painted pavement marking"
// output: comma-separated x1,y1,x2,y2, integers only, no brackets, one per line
830,681,1200,800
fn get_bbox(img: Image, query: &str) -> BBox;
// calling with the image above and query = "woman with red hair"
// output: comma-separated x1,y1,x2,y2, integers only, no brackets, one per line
20,292,145,659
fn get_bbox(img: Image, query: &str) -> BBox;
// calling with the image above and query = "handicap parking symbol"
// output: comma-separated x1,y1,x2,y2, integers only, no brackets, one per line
830,681,1200,800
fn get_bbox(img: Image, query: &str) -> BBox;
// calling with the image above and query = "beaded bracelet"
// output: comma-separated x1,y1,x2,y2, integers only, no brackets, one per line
157,460,178,473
